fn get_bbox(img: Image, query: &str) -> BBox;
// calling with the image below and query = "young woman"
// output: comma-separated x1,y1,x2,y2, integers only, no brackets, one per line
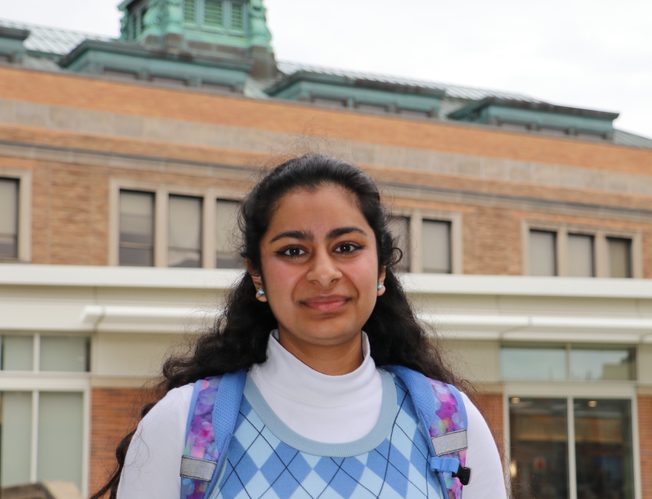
96,154,507,498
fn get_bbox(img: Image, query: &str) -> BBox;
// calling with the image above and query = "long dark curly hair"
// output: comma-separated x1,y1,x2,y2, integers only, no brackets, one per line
92,154,465,498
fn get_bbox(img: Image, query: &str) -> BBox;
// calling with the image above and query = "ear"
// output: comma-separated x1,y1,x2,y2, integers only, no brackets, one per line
245,259,267,302
377,266,387,297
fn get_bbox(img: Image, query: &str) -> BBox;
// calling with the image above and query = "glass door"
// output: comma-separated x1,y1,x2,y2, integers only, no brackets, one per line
509,396,635,499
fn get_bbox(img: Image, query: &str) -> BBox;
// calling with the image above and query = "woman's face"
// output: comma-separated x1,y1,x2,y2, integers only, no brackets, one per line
253,184,385,371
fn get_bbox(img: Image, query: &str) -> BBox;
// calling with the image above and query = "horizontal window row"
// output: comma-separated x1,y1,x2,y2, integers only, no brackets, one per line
527,226,637,278
501,344,636,381
118,189,241,268
0,175,644,279
0,334,89,373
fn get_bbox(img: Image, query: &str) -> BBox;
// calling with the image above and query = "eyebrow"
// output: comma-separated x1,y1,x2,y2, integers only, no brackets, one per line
269,226,367,243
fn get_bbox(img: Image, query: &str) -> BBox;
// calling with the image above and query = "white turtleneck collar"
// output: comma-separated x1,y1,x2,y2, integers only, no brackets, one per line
248,331,383,443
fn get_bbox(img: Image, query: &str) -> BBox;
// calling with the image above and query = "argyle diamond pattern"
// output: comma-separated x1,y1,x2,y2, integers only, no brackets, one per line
213,381,444,498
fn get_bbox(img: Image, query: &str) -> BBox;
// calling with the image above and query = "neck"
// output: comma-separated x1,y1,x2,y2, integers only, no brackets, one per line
277,333,364,375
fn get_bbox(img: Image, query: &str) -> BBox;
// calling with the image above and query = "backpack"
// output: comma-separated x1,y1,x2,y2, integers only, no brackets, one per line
179,366,471,499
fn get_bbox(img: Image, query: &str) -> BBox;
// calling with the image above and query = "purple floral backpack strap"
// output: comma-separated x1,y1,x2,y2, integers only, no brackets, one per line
180,370,246,499
428,378,470,499
385,365,470,499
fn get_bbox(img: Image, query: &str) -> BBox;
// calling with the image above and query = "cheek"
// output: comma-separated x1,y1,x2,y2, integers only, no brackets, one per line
260,259,300,297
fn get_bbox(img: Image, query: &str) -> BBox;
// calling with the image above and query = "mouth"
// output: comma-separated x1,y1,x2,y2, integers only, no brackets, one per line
301,295,350,313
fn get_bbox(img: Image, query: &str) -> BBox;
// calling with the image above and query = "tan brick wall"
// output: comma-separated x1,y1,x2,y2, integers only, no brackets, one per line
472,392,505,462
1,66,652,174
90,387,157,496
639,395,652,499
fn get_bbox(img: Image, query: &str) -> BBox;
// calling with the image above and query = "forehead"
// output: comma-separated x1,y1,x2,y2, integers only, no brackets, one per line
267,184,368,231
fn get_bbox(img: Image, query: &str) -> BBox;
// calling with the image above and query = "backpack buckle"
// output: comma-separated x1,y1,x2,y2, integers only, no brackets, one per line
453,465,471,485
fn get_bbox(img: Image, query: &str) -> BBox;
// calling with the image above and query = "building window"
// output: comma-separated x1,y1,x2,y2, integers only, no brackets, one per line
389,216,410,272
1,334,90,373
215,199,241,268
509,397,634,499
567,233,594,277
504,344,636,498
311,96,348,108
126,0,148,38
607,237,632,278
501,345,635,382
0,335,89,489
168,195,203,268
183,0,198,23
119,190,155,267
422,219,451,273
0,178,18,260
230,1,245,30
397,108,430,118
1,390,85,490
526,225,637,278
204,0,224,27
528,229,557,276
185,0,246,30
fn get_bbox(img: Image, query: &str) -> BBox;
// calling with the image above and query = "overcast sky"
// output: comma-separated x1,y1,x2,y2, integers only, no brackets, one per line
2,0,651,139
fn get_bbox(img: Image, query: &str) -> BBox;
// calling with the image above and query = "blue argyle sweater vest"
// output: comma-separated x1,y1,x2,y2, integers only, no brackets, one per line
210,371,444,499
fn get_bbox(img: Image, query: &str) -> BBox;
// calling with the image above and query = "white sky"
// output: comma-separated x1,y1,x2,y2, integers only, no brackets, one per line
2,0,651,139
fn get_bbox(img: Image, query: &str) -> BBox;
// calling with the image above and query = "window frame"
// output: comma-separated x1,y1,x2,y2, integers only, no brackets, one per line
522,221,641,278
504,383,641,499
0,332,90,494
388,209,462,274
0,169,32,263
110,180,243,268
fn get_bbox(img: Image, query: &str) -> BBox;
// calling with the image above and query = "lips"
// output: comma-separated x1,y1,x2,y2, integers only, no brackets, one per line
301,295,350,313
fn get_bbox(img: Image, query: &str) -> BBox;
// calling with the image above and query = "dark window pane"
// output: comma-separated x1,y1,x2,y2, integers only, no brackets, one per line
0,178,18,259
119,247,153,267
570,348,635,381
388,216,410,272
607,237,632,278
169,195,202,268
119,190,154,266
312,97,347,108
510,397,569,499
529,229,557,276
216,200,241,268
575,399,634,499
422,219,451,273
568,233,594,277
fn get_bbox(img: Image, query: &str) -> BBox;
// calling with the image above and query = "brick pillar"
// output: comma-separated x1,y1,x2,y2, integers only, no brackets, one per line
639,394,652,499
89,387,156,495
473,392,505,460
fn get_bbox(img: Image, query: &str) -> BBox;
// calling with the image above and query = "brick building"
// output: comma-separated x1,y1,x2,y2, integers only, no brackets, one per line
1,1,651,498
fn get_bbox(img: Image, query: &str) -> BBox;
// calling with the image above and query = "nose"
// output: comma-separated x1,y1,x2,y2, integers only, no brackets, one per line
306,248,342,288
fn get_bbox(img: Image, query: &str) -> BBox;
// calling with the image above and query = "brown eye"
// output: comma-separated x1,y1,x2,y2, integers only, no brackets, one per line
335,243,361,254
278,247,306,258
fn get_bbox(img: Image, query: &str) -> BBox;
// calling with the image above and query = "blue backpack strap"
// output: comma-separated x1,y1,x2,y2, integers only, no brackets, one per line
386,365,470,499
180,370,246,499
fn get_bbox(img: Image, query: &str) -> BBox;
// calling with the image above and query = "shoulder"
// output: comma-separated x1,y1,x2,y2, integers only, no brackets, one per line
144,383,194,426
131,383,195,450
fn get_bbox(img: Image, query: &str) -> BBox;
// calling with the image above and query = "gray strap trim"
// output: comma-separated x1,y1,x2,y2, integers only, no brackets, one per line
431,429,468,456
180,456,216,481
